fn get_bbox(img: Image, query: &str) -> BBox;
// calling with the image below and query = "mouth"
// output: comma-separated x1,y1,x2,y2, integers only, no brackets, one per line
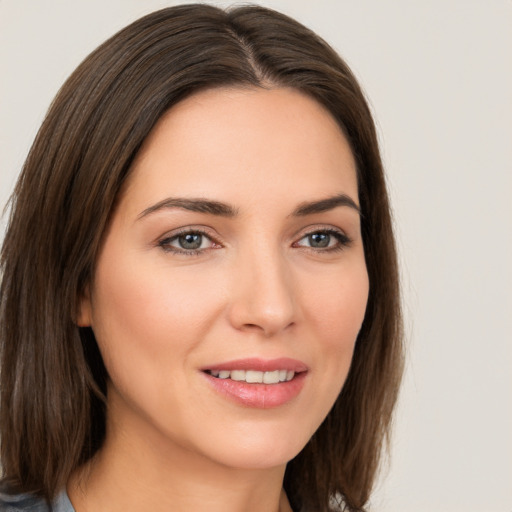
205,369,296,384
201,358,308,408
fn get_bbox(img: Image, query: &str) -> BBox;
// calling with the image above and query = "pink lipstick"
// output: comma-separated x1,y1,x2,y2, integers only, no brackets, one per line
201,358,308,409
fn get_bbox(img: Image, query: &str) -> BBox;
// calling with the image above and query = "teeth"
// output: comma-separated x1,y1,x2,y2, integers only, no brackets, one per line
208,369,295,384
246,370,263,383
263,370,280,384
230,370,246,381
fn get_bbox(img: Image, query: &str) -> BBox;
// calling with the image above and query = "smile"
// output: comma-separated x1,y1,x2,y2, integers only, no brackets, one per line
202,358,308,408
206,369,295,384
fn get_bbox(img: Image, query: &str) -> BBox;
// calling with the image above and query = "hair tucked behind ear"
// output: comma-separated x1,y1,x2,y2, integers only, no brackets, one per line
0,5,402,510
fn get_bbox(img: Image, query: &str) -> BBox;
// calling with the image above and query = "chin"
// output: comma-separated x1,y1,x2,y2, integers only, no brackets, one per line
190,421,313,471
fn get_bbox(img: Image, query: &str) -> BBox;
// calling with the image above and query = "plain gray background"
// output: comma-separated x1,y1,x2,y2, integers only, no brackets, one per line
1,1,511,510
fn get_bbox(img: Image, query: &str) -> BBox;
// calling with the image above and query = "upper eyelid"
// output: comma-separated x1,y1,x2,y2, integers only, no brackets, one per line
295,229,350,245
157,224,349,238
157,226,221,243
293,224,349,239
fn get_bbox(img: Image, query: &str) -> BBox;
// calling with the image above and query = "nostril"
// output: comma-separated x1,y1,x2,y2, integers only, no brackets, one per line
240,321,295,337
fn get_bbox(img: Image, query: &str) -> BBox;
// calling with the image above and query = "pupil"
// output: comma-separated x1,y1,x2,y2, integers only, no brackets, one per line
309,232,330,248
179,233,202,250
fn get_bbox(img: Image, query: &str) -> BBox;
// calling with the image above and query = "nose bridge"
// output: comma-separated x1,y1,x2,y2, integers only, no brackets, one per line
228,240,296,336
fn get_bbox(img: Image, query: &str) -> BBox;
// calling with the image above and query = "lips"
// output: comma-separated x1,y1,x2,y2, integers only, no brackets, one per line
201,358,308,409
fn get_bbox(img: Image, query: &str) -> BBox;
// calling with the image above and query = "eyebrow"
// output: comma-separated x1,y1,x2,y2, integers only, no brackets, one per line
137,197,238,219
137,193,360,220
292,194,361,216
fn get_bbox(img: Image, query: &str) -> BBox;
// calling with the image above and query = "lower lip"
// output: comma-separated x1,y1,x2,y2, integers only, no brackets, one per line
203,372,307,409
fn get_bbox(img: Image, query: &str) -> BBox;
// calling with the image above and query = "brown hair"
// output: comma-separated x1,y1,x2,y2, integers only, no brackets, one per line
0,4,403,511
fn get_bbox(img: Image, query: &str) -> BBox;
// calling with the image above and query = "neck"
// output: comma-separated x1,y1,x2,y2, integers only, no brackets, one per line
68,395,292,512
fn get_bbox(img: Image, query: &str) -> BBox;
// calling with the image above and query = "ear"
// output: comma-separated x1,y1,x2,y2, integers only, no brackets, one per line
76,286,93,327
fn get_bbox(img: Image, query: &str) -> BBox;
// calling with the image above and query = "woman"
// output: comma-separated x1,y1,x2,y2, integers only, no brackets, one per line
0,4,403,512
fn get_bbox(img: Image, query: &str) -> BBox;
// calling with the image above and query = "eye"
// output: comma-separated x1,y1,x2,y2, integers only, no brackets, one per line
158,230,219,254
294,229,351,252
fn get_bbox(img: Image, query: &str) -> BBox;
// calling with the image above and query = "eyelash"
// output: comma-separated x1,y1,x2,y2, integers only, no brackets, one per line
157,227,352,256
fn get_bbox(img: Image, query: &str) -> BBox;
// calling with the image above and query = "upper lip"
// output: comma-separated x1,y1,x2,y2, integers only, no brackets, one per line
202,357,308,373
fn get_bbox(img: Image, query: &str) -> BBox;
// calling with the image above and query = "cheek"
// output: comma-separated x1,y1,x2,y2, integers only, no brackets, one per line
91,261,223,357
291,262,368,438
303,262,369,345
302,260,369,394
88,256,230,433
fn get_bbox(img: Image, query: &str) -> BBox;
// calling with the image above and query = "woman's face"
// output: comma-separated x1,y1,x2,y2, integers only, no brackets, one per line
79,87,369,471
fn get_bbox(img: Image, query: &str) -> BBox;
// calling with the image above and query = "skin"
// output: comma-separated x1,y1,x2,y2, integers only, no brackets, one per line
71,87,369,512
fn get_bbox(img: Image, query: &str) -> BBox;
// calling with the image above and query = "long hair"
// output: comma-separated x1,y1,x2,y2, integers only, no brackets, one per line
0,4,403,511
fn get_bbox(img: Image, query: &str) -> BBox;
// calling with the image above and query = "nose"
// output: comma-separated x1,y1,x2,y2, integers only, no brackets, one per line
227,247,296,337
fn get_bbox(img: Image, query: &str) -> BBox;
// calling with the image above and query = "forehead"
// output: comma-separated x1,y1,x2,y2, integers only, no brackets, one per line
121,87,358,215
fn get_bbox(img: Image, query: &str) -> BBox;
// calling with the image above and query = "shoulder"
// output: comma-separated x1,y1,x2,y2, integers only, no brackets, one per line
0,486,74,512
0,490,48,511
